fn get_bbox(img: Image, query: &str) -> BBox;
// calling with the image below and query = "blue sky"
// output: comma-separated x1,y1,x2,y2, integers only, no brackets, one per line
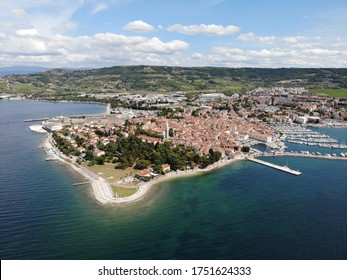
0,0,346,68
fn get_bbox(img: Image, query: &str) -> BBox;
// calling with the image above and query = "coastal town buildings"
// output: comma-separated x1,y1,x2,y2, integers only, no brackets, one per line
48,105,275,164
44,85,347,173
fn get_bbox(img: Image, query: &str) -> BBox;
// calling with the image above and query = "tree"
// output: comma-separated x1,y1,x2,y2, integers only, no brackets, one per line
208,149,222,164
75,136,84,146
241,146,250,153
192,109,200,117
116,158,129,170
167,153,182,171
95,156,105,165
153,164,163,174
193,154,201,164
200,156,210,169
95,129,104,137
84,150,94,160
134,159,151,170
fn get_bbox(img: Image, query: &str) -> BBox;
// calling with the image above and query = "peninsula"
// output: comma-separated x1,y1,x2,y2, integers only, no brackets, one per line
27,82,346,205
13,66,344,205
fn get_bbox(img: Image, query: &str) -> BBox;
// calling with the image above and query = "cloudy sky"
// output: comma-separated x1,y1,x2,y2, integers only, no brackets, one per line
0,0,346,68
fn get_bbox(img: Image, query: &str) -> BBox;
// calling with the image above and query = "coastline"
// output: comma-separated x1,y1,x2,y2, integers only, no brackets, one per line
37,121,346,205
15,97,109,107
42,130,347,205
41,132,242,205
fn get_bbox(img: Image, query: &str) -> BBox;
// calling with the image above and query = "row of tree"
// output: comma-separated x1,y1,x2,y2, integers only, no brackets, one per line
85,134,221,171
53,124,223,171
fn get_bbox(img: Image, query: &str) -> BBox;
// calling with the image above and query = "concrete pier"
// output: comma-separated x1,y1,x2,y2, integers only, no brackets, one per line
72,182,89,186
24,118,49,122
247,157,302,176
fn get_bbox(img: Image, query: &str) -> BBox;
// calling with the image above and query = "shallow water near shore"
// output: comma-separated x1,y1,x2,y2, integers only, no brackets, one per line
1,100,347,259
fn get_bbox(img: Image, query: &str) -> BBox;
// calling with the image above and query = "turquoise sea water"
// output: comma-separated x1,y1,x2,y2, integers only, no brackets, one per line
0,100,347,259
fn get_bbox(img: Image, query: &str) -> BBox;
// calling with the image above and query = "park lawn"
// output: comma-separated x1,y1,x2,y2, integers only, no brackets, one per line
111,186,139,198
82,162,136,181
310,88,347,98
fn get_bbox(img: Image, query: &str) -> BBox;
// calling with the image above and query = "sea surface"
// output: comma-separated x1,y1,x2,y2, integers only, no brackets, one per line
0,100,347,260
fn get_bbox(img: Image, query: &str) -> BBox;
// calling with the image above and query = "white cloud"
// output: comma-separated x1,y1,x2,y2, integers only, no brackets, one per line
238,33,277,44
237,32,256,42
0,2,346,68
0,32,189,67
123,20,154,32
92,3,108,15
51,22,79,33
16,28,39,36
237,33,324,47
282,36,316,44
192,52,203,59
0,0,84,35
258,36,277,44
93,33,145,45
66,53,93,63
238,32,256,42
131,54,166,65
11,9,27,19
167,24,240,35
138,37,188,54
208,46,347,67
303,48,340,55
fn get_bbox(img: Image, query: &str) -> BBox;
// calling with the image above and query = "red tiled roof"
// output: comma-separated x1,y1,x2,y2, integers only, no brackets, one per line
138,135,162,143
137,169,152,176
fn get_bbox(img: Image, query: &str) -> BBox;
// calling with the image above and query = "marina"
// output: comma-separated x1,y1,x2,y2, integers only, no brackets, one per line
248,157,302,176
270,123,347,149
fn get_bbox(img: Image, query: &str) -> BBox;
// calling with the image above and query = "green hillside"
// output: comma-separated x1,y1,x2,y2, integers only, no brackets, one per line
1,66,347,97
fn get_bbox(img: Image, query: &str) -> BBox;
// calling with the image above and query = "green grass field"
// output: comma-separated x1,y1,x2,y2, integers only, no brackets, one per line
82,162,138,197
111,186,139,198
310,88,347,98
82,163,135,181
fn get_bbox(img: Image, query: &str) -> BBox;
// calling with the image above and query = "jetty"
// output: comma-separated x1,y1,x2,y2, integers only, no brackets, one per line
72,182,89,186
247,157,302,176
24,118,49,122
